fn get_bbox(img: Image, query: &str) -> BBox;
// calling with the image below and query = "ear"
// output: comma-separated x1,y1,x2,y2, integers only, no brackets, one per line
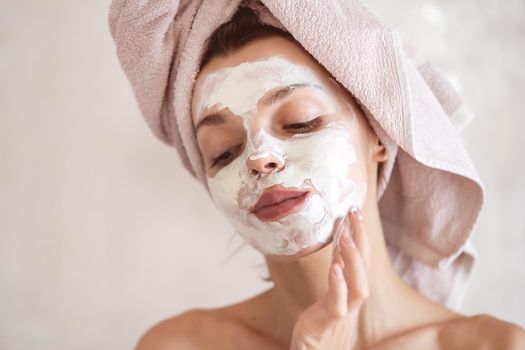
372,137,388,163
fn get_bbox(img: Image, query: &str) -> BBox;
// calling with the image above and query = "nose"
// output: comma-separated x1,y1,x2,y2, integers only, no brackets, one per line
246,154,285,177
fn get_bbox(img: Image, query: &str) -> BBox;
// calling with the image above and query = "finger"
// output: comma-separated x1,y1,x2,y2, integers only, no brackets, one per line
339,226,370,310
333,244,344,268
348,208,370,270
325,262,348,318
331,217,346,263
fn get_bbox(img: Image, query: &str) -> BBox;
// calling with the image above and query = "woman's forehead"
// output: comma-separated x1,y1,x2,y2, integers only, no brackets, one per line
191,36,336,125
196,57,324,121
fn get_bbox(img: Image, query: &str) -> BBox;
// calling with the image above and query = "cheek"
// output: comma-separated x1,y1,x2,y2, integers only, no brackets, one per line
207,154,249,213
285,126,367,206
287,127,357,179
344,132,369,185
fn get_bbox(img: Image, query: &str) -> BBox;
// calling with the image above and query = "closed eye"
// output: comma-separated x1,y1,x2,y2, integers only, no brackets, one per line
210,144,242,168
283,116,324,134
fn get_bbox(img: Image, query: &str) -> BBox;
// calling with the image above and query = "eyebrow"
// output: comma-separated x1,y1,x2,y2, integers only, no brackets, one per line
195,113,227,133
195,82,325,132
259,82,325,106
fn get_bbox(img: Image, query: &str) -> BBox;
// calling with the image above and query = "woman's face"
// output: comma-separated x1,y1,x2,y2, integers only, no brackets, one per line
191,36,374,261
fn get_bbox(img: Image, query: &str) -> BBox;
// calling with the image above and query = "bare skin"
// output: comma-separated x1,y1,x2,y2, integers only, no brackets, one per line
136,37,525,349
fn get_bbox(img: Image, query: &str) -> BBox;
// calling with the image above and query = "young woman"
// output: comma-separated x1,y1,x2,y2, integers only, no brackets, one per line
109,3,525,349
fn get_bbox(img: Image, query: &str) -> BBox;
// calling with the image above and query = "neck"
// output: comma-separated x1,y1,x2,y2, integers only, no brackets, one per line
264,194,453,348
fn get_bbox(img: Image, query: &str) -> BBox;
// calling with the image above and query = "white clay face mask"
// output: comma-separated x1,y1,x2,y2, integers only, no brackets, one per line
195,56,367,256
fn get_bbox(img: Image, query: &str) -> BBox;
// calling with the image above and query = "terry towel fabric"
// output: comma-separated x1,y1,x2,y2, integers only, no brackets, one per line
108,0,484,309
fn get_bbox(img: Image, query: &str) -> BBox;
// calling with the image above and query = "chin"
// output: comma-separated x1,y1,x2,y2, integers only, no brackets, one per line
264,239,333,263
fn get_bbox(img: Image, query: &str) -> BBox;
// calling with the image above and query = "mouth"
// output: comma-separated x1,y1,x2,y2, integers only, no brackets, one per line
249,185,310,222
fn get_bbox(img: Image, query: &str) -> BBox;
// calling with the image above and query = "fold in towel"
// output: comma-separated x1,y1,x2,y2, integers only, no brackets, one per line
108,0,484,309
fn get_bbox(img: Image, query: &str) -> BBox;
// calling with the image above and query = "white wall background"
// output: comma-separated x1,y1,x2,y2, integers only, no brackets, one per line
1,0,523,349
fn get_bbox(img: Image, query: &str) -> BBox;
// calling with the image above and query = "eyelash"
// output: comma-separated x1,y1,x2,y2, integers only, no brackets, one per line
209,117,324,168
282,116,324,133
210,145,241,168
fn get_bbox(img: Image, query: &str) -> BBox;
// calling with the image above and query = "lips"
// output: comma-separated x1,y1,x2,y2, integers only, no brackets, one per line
249,185,310,222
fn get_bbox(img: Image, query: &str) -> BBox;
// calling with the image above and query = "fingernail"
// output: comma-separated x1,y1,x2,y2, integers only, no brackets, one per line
332,263,343,278
354,208,363,221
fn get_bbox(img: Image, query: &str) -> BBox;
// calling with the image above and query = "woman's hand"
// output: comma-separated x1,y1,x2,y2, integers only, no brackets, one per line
290,208,371,350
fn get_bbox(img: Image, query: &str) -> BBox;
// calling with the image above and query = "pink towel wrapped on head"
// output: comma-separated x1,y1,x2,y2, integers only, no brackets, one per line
108,0,484,309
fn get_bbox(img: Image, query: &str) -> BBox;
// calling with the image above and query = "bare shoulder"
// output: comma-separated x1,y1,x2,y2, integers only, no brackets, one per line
135,309,215,350
134,290,278,350
134,302,281,350
439,314,525,350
